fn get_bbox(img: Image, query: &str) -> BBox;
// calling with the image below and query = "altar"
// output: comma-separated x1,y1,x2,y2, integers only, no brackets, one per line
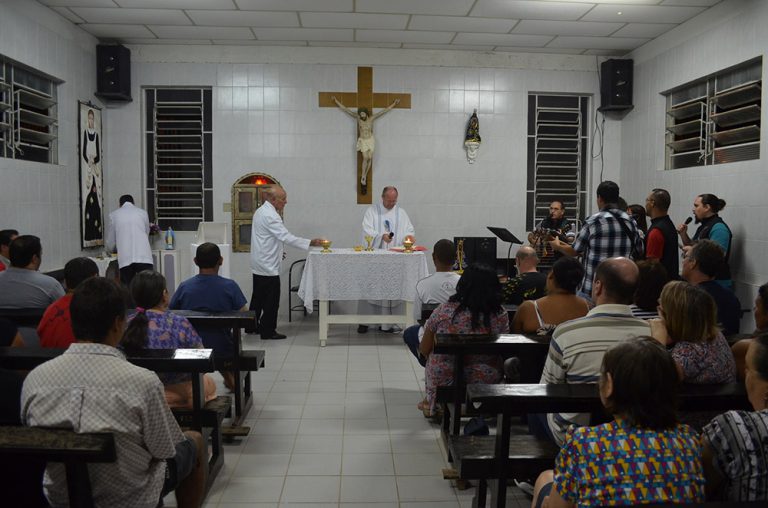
298,248,429,347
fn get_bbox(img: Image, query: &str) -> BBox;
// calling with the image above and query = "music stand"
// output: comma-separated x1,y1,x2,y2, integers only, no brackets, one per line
487,227,524,277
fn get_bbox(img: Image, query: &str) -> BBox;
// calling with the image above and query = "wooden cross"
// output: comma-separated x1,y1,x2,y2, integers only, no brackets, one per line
319,66,411,204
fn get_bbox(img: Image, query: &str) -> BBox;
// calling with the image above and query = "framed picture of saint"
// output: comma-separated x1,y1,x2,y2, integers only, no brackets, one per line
78,102,104,249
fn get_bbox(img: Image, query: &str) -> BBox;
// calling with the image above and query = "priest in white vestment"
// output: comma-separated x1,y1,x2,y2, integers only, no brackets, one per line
358,186,416,333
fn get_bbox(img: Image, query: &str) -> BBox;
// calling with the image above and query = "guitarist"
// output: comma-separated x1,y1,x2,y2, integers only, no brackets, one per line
528,200,574,265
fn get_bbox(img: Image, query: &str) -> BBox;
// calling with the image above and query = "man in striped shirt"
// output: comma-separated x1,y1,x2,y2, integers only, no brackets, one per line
538,257,650,445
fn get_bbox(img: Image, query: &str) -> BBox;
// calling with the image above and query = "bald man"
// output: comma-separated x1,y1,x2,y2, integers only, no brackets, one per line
502,246,547,306
536,257,650,445
249,186,324,340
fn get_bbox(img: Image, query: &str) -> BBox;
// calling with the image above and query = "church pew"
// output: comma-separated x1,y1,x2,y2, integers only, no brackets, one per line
0,346,227,490
433,333,550,438
0,426,115,508
452,382,751,508
169,309,264,426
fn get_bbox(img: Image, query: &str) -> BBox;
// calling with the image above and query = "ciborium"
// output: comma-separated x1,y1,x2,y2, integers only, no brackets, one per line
320,240,332,253
402,238,414,253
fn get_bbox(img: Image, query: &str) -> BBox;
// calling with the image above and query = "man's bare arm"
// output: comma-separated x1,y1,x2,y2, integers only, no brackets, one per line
371,98,400,120
331,96,358,118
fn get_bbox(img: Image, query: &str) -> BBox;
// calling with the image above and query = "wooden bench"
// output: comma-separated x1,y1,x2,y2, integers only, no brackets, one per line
0,308,45,327
0,347,229,489
433,333,550,438
170,310,264,426
455,382,752,508
0,426,115,508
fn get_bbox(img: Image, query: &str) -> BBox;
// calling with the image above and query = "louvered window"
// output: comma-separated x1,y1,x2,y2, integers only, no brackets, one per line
665,58,761,170
0,56,59,163
526,94,589,230
145,88,212,231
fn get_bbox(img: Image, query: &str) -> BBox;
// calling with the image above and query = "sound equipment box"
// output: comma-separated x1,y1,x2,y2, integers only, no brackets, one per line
96,44,132,102
599,58,633,112
454,236,497,269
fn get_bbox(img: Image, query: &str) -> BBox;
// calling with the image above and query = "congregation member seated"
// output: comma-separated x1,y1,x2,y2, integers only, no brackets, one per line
0,235,64,308
531,337,705,508
402,239,459,366
536,257,649,445
629,259,669,319
0,228,18,271
123,270,216,408
682,239,741,335
21,277,206,508
417,264,509,417
37,257,99,348
170,242,248,391
502,246,547,306
732,282,768,379
651,280,736,384
702,332,768,502
511,257,589,335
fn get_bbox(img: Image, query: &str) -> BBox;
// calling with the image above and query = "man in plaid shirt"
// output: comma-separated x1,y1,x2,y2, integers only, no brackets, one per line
550,181,644,299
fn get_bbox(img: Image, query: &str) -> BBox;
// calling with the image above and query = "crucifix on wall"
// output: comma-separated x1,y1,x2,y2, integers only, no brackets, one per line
319,66,411,204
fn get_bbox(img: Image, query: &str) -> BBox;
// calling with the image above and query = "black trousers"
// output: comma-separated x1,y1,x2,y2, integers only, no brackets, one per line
250,274,280,339
120,262,154,287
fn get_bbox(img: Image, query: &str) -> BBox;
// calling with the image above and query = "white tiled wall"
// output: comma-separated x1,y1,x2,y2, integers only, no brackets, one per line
104,53,617,308
0,0,99,270
622,0,767,330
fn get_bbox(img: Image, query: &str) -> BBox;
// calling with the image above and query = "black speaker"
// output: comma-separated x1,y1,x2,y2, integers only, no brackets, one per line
96,44,132,101
599,59,633,112
454,237,497,270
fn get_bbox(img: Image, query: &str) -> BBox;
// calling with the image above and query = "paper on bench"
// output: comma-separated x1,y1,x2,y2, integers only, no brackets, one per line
173,349,212,359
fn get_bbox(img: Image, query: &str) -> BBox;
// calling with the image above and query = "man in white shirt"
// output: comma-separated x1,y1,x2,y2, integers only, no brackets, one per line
106,195,153,287
358,186,416,333
249,185,324,340
403,239,460,365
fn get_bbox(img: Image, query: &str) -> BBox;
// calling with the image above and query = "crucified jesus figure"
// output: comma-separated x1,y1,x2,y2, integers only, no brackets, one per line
332,96,400,195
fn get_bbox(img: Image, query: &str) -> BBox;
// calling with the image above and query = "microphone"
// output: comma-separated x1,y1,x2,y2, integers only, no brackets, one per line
684,217,692,225
384,220,394,238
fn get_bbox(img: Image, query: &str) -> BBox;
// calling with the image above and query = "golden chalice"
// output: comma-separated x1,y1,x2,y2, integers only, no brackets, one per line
402,238,414,253
320,240,332,253
364,235,374,251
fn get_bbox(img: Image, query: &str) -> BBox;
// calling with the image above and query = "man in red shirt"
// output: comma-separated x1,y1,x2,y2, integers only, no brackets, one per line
644,188,679,279
38,257,99,348
0,229,18,272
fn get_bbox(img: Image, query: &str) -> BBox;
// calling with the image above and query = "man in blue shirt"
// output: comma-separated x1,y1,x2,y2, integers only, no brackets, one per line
170,242,247,390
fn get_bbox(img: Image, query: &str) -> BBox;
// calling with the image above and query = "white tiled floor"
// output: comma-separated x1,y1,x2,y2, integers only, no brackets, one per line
164,315,529,508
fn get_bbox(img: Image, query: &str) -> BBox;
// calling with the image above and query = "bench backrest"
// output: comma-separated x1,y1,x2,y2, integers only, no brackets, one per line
0,426,116,464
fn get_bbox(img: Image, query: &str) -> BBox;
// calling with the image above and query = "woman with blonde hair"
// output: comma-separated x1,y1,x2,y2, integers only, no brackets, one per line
651,280,736,383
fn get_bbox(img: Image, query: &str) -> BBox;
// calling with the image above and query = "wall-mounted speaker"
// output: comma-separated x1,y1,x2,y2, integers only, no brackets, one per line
599,58,633,112
96,44,132,102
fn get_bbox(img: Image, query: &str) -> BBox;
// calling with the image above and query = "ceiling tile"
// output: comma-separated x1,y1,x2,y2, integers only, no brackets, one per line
79,23,155,38
356,30,455,44
213,39,307,46
123,38,213,45
40,0,118,6
253,28,353,41
50,7,86,23
583,48,627,55
114,0,237,7
470,0,593,21
660,0,721,5
149,25,255,39
235,0,352,11
186,10,299,27
582,4,707,23
300,12,408,30
494,46,585,54
408,15,517,33
356,0,475,16
453,32,553,47
513,20,624,36
70,7,191,24
611,23,677,38
547,36,650,50
310,41,402,48
403,43,496,51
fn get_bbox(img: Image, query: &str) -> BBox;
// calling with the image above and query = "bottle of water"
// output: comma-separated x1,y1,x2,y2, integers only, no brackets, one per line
165,227,175,250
